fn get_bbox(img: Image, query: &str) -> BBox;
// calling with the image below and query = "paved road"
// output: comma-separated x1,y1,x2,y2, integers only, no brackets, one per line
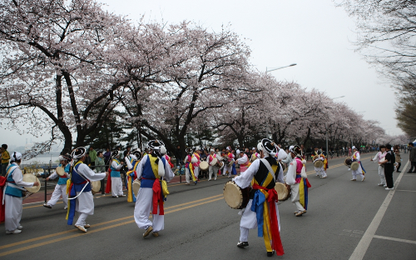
1,153,415,260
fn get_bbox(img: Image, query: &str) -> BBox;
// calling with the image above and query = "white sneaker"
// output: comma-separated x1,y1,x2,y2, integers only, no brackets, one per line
361,177,365,182
377,183,384,186
385,187,394,191
6,229,22,234
64,206,68,210
17,225,23,230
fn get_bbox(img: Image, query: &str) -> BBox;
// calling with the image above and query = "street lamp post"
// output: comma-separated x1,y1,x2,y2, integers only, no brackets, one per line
266,63,297,73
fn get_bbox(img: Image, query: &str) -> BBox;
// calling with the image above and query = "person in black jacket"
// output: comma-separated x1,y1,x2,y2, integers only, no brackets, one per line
380,144,395,190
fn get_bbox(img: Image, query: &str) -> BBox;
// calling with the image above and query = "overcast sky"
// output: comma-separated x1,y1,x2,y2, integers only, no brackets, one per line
0,0,403,148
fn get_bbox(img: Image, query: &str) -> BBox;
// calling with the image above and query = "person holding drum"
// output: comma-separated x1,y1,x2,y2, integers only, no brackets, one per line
43,153,72,210
286,145,311,217
109,151,125,198
312,148,327,179
192,148,201,180
351,146,366,181
222,147,236,177
207,149,219,181
236,150,250,174
3,152,40,234
184,148,197,185
66,147,107,233
250,147,259,162
371,145,387,186
126,149,142,203
233,139,285,257
133,140,174,238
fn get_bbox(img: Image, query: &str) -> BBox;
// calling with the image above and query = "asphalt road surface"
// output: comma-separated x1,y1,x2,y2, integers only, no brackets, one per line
1,153,415,260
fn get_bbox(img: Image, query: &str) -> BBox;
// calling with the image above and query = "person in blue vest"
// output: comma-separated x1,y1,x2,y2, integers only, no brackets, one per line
44,153,72,210
133,140,175,238
110,150,125,198
4,152,39,234
67,147,107,233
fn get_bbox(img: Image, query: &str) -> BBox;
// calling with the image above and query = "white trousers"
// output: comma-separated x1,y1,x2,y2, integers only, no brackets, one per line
185,168,194,183
314,167,327,178
239,199,281,242
194,167,199,179
134,187,164,232
73,191,94,226
75,213,88,226
378,165,386,184
47,184,68,207
222,164,233,176
208,165,219,180
4,195,23,232
290,183,305,212
351,167,364,180
111,177,123,196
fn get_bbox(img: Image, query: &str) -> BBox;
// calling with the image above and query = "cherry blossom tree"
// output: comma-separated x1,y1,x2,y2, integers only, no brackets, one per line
119,22,252,154
0,0,133,155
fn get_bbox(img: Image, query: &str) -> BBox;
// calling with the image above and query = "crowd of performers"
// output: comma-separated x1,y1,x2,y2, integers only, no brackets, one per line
1,138,400,257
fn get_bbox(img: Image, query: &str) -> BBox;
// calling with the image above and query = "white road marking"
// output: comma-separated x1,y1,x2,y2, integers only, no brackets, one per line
373,235,416,245
348,161,409,260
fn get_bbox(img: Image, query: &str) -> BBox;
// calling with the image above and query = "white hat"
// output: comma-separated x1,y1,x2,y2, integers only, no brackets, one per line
352,146,357,150
71,147,87,160
148,140,165,151
10,151,22,162
257,138,277,155
210,149,215,152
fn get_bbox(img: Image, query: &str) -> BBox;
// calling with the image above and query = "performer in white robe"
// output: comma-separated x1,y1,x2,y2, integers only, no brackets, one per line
184,148,197,185
351,146,366,181
286,146,311,217
133,140,174,237
233,139,285,257
236,150,250,174
67,147,107,233
110,151,124,198
371,145,387,186
3,152,39,234
312,148,327,179
207,149,219,181
44,154,71,209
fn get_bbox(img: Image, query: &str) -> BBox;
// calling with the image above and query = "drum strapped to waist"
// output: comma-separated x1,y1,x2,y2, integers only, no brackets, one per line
314,160,324,168
132,179,141,197
199,161,209,171
351,161,359,171
210,158,218,166
274,182,291,202
223,181,251,209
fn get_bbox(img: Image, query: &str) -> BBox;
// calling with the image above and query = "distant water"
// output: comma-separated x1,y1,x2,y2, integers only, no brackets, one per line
23,152,61,166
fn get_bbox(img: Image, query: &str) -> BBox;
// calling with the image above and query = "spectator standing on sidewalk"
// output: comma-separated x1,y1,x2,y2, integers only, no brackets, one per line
95,152,106,172
380,144,395,190
407,143,416,173
1,144,10,176
104,148,111,166
89,147,97,167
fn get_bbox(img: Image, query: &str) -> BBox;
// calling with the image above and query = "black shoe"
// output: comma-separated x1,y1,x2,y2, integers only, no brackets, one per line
267,250,275,257
407,171,412,173
237,241,249,248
